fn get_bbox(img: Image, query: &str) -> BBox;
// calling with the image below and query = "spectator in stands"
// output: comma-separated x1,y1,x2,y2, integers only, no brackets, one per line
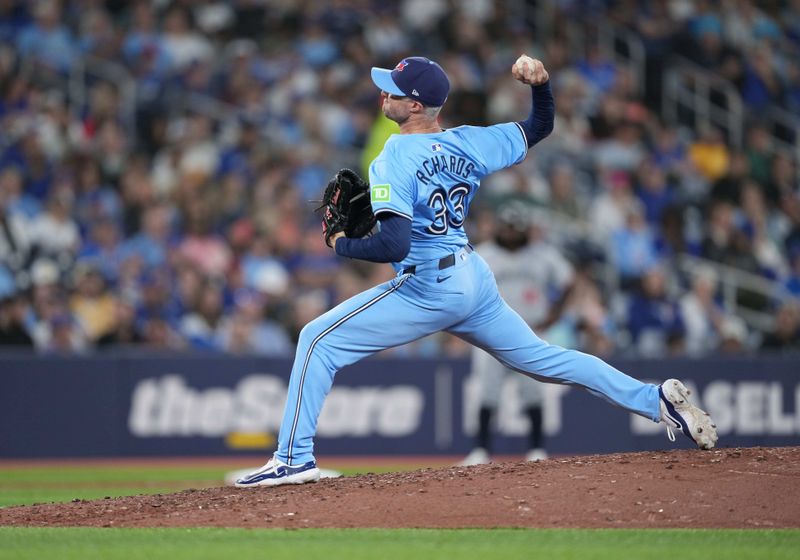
576,43,617,99
552,250,616,357
178,276,226,350
655,205,701,260
632,1,679,107
784,58,800,112
78,7,118,61
741,44,783,111
765,153,797,209
118,156,158,233
0,290,33,348
217,288,292,356
785,249,800,299
290,227,342,293
635,158,676,227
546,71,591,163
610,201,659,290
710,150,750,205
0,165,41,220
594,120,647,173
26,258,88,354
175,113,220,188
739,181,788,280
121,203,173,269
718,315,749,354
177,197,232,278
721,0,781,50
69,262,117,343
710,214,763,284
96,298,142,348
241,230,288,293
38,311,89,354
74,159,122,230
30,187,80,263
364,12,410,58
650,123,689,179
588,93,626,141
2,129,55,201
679,264,726,356
16,0,75,72
783,1,800,48
625,265,685,357
77,219,124,285
77,82,122,151
0,1,29,43
546,163,586,221
122,1,170,73
686,6,743,87
0,175,35,277
761,301,800,351
160,4,213,72
744,123,774,188
590,170,636,241
93,119,129,184
217,120,259,182
134,268,180,331
139,316,184,350
702,199,737,263
689,126,730,183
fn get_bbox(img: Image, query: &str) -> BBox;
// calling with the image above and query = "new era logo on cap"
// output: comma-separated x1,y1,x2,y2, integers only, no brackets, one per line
371,56,450,107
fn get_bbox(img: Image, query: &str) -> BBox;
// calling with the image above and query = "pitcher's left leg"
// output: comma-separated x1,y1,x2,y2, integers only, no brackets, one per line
450,296,661,422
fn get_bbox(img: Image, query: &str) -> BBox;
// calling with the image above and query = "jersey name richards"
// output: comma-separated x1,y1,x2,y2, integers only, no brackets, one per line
368,123,527,270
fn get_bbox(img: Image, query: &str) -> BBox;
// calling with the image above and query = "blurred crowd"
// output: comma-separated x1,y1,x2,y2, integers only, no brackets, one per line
0,0,799,357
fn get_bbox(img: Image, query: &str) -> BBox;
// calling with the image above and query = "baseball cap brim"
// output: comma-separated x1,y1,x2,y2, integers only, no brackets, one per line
370,67,405,96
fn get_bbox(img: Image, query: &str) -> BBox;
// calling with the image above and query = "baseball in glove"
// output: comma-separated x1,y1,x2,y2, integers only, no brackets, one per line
317,168,377,247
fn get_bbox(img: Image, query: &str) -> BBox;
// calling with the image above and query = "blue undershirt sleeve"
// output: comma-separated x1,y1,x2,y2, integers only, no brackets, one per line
334,213,412,263
516,81,555,148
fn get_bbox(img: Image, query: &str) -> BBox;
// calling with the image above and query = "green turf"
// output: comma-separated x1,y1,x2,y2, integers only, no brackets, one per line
0,528,797,560
0,465,419,508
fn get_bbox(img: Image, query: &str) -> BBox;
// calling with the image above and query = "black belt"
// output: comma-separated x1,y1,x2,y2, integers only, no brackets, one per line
402,245,473,275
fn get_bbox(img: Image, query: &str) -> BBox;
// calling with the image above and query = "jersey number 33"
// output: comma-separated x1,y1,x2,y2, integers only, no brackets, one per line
426,182,471,235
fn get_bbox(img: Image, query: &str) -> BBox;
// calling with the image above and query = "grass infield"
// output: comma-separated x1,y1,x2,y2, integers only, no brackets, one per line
0,527,798,560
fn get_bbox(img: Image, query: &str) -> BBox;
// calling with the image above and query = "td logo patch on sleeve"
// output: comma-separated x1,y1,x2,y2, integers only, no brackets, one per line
370,184,391,203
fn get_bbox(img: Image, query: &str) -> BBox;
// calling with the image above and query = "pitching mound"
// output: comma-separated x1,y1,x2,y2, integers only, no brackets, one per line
2,447,798,529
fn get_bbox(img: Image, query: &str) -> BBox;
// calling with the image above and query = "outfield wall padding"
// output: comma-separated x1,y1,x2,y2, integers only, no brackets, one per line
1,353,798,458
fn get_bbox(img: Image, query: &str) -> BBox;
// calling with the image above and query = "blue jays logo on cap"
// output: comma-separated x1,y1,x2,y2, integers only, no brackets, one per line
371,56,450,107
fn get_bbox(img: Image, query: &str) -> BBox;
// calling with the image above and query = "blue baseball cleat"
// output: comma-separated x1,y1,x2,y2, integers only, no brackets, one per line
659,379,718,450
235,457,320,488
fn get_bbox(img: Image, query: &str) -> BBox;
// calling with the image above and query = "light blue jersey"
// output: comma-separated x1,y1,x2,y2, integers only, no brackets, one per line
369,123,527,270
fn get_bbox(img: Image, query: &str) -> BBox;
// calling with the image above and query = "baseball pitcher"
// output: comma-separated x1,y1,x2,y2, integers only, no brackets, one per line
236,55,717,487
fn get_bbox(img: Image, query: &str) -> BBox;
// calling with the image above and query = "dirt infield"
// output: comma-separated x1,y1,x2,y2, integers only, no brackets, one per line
1,446,798,529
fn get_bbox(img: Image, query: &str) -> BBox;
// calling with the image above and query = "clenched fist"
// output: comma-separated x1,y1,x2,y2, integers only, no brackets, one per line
512,55,549,86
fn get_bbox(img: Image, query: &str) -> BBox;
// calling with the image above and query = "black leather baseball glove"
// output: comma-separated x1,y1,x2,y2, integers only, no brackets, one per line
317,168,376,247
